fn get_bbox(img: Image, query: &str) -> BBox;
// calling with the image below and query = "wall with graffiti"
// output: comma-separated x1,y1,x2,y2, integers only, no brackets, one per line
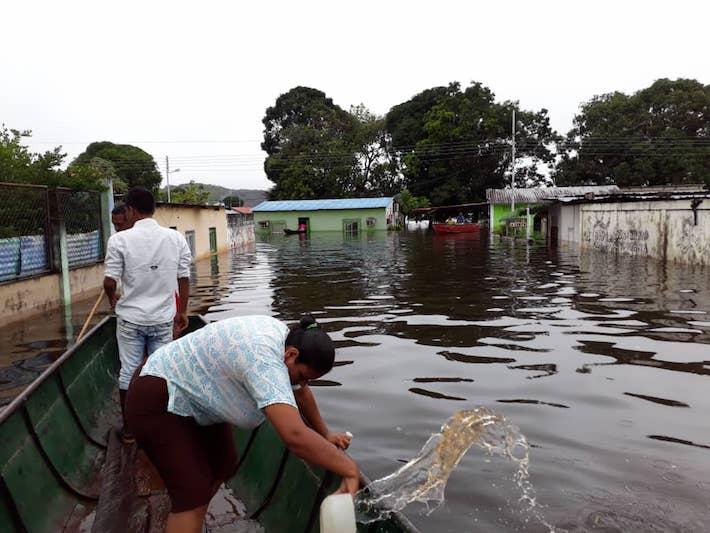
580,200,710,266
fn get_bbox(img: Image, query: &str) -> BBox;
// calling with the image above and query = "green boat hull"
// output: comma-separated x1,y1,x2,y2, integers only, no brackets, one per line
0,316,418,533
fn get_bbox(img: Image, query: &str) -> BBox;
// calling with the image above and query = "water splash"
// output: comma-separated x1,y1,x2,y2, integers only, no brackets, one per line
354,407,550,528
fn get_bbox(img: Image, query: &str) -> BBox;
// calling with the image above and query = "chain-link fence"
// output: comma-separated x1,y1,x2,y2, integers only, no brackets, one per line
56,188,104,268
0,183,104,283
0,183,51,282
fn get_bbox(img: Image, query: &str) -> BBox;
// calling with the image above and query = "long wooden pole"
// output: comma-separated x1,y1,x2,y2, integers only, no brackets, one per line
76,287,105,342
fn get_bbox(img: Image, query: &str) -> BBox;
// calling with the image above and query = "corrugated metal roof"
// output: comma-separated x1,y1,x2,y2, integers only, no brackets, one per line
252,197,393,212
486,186,621,204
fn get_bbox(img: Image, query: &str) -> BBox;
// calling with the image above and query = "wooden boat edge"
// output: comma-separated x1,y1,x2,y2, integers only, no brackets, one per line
0,316,421,533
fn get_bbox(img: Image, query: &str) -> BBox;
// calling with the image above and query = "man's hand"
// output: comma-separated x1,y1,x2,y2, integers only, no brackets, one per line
174,312,188,335
326,432,352,450
110,292,121,309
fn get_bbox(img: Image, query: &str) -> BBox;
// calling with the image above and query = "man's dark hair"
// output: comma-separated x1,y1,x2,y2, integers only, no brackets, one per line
285,314,335,373
112,203,127,216
124,187,155,215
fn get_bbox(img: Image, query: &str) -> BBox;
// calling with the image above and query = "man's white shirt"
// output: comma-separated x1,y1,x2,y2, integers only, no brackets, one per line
105,218,191,325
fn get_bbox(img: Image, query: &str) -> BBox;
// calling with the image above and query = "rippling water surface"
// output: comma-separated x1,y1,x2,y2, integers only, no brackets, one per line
3,229,709,531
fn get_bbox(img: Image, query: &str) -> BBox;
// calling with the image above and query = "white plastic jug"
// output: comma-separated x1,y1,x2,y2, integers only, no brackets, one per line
319,493,356,533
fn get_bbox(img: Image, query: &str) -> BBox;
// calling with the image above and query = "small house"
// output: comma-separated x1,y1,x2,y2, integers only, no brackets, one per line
154,202,228,259
252,198,400,233
486,186,621,236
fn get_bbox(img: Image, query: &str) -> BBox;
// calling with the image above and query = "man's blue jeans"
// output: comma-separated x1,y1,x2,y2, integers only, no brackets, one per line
117,318,173,390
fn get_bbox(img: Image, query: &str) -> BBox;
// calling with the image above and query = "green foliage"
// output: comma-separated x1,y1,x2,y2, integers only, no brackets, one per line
397,189,430,217
0,125,110,191
169,180,211,204
262,87,360,199
162,184,266,206
385,82,558,205
347,104,401,196
222,195,243,207
0,125,66,186
556,78,710,188
73,141,162,191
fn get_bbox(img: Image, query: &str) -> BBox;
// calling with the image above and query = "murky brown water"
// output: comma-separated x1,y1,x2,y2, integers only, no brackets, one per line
3,229,709,531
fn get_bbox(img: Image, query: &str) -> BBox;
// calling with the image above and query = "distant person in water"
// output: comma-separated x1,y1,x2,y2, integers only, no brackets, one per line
103,186,192,442
126,314,357,533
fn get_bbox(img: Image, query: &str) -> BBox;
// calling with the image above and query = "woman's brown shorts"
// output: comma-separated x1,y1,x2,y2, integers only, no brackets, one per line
125,375,238,512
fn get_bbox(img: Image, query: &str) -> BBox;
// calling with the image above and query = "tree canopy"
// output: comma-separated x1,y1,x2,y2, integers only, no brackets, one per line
262,86,359,199
72,141,162,191
168,181,211,204
0,125,108,190
387,82,558,205
555,78,710,187
222,195,243,207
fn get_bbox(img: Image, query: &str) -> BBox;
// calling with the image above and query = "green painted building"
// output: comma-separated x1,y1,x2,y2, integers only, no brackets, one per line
252,197,399,234
486,186,622,236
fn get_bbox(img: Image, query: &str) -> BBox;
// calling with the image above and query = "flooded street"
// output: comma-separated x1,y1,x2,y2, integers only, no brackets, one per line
3,229,710,531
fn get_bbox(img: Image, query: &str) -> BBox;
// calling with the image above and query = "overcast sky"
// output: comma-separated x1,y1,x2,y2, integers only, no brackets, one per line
3,0,708,192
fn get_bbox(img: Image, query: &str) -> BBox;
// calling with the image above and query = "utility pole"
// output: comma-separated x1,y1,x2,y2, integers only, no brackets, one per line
511,109,516,213
165,156,171,203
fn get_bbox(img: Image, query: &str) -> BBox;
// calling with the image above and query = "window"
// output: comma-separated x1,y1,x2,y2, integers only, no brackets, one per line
366,217,377,228
258,220,270,229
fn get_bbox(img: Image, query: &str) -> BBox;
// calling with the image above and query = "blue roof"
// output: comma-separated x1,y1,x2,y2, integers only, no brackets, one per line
252,197,393,212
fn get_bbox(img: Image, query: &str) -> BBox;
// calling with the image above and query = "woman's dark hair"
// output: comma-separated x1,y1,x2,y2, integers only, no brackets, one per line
125,186,155,215
112,203,127,216
285,314,335,373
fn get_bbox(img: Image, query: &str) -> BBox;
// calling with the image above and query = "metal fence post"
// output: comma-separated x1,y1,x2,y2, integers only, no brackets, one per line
100,177,114,251
48,188,73,340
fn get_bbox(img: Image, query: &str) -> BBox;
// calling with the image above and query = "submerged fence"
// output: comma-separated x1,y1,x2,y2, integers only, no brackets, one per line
0,183,104,283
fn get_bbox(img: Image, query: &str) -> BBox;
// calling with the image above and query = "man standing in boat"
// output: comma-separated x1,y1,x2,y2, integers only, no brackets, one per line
103,186,192,440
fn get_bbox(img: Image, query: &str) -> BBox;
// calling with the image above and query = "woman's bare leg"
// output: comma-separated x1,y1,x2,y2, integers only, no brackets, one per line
165,504,209,533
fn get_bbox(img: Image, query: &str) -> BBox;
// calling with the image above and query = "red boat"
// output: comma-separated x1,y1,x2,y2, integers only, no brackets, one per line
432,222,481,233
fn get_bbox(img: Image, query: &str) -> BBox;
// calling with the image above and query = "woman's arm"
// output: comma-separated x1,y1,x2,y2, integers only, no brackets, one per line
295,385,352,449
263,403,360,494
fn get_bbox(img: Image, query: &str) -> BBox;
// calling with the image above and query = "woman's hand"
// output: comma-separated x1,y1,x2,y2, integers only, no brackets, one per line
335,474,360,495
327,432,352,450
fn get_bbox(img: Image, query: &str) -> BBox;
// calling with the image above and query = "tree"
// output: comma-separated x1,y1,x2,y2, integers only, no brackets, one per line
347,104,402,196
222,195,243,207
555,78,710,188
397,189,430,218
170,181,210,204
73,141,162,191
0,125,65,186
0,125,109,190
262,86,359,199
386,82,558,205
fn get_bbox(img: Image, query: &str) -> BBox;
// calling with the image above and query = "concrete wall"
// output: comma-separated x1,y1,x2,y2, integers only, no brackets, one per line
253,207,390,232
154,204,229,260
579,199,710,266
227,214,254,250
549,204,582,245
0,263,104,325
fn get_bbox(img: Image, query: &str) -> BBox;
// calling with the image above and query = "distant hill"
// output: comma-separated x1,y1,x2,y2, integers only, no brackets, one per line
164,183,268,207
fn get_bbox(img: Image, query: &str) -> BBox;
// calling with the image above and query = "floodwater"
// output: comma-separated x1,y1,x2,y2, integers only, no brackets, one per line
2,228,710,531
